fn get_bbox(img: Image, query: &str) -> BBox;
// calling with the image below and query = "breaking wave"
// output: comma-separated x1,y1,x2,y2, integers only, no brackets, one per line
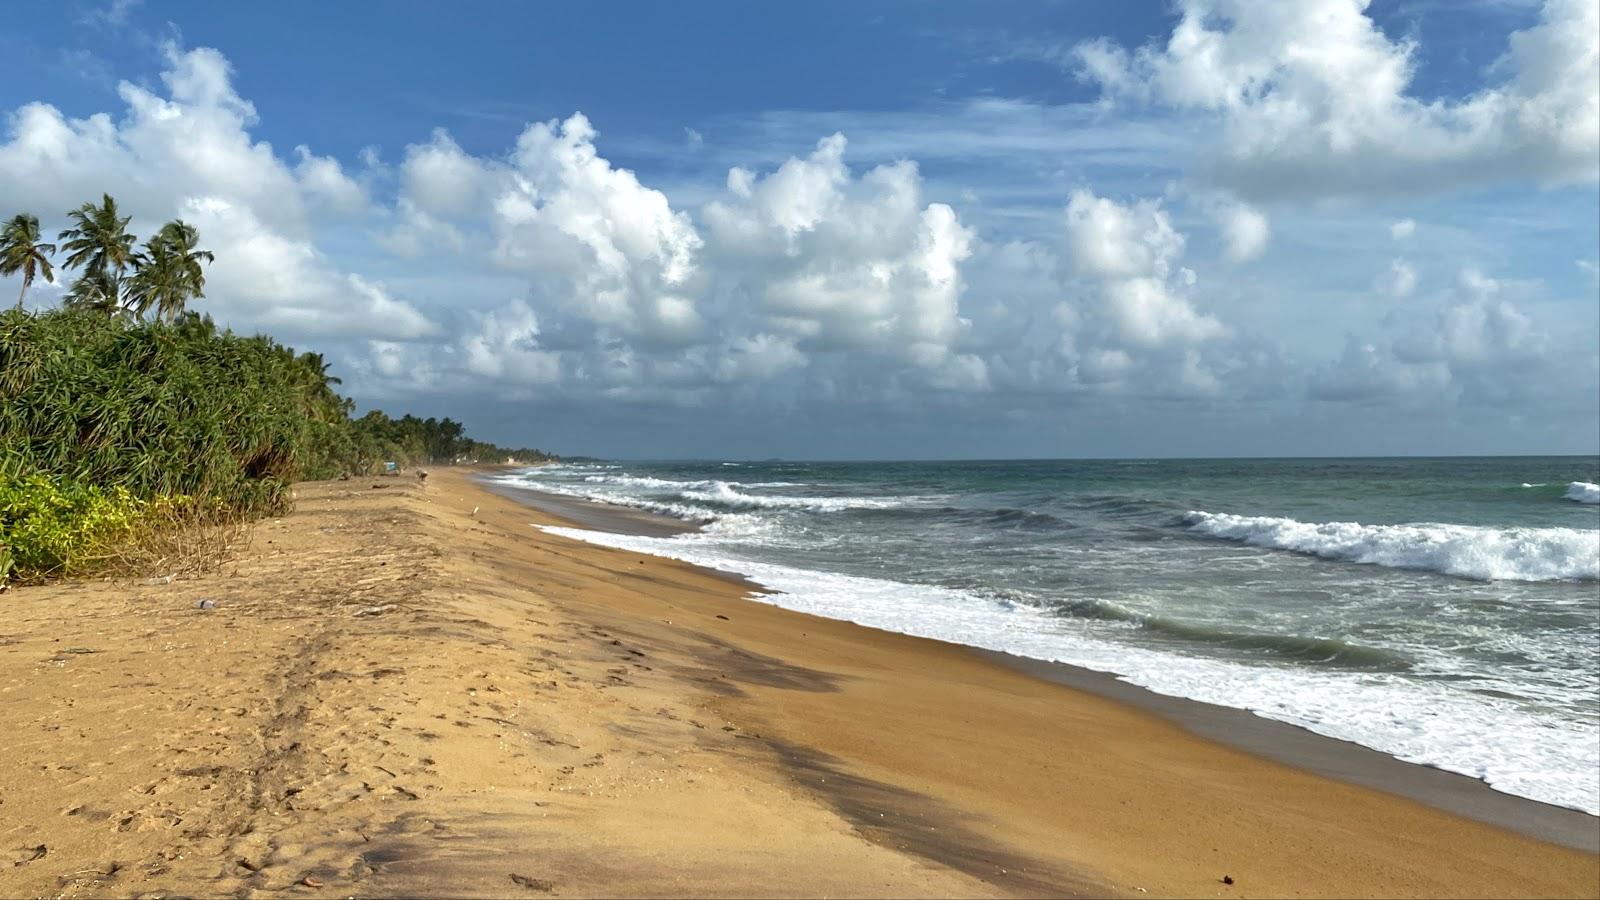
680,481,907,512
496,472,901,520
1183,511,1599,582
1564,482,1600,505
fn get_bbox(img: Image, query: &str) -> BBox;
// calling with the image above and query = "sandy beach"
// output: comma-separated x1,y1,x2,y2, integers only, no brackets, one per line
1,467,1595,899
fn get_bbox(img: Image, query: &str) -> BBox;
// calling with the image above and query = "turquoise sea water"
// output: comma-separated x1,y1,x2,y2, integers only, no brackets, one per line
495,457,1600,813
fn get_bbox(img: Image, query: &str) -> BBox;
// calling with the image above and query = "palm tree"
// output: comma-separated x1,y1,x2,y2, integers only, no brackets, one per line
127,220,214,322
63,270,124,317
288,350,349,422
58,194,135,311
0,214,56,309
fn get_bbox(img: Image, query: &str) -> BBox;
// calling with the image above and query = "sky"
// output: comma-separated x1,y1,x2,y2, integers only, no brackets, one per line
1,0,1596,459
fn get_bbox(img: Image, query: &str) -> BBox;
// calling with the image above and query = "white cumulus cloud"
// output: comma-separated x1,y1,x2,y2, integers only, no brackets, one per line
1075,0,1600,199
1027,189,1245,399
184,197,436,340
492,113,704,346
1381,258,1418,298
1062,189,1225,348
1313,266,1561,406
703,133,983,376
1213,198,1270,262
400,128,500,219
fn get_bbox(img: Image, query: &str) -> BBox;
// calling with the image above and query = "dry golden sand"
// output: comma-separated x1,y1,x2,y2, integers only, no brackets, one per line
0,468,1595,899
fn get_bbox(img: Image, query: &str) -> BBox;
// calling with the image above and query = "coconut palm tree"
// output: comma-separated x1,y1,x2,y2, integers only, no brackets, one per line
0,213,56,309
298,351,341,393
127,220,214,322
58,194,135,311
63,270,124,317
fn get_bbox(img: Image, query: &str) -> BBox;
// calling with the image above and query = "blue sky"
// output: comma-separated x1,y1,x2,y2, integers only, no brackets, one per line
1,0,1595,458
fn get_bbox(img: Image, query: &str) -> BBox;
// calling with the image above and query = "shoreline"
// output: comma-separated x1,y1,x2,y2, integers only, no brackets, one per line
477,475,701,538
990,651,1600,852
484,475,1600,854
1,468,1594,897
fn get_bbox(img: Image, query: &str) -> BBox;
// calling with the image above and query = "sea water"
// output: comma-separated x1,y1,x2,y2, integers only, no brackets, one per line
492,457,1600,814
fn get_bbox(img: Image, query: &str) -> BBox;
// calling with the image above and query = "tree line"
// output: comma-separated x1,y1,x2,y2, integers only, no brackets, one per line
0,195,554,585
349,411,550,470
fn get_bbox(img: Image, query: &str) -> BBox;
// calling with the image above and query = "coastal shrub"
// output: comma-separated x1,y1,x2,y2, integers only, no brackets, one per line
0,308,329,515
0,473,244,587
0,474,150,581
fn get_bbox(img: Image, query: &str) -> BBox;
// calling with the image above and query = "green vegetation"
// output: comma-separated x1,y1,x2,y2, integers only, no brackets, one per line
0,475,169,581
347,411,550,474
127,221,215,323
0,196,554,587
58,194,140,315
0,213,56,308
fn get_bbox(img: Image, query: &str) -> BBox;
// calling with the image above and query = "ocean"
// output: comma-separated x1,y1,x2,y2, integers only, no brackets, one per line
492,457,1600,815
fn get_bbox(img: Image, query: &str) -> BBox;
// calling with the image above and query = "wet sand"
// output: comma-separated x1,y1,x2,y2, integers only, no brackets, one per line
0,468,1593,898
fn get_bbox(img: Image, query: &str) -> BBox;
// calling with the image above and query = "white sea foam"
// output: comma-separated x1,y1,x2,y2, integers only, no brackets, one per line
493,473,698,513
1564,482,1600,505
508,471,895,517
1183,512,1599,582
581,473,716,490
509,479,717,521
1521,482,1546,488
491,472,802,540
679,481,905,512
533,522,1600,815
